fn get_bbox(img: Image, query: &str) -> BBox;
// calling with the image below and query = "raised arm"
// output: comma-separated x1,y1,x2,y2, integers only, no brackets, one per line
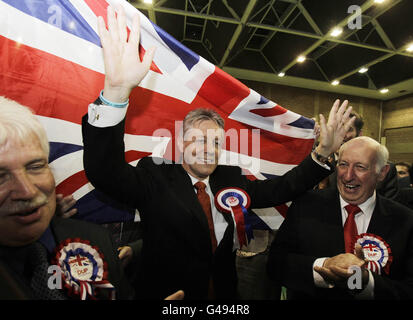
82,6,156,209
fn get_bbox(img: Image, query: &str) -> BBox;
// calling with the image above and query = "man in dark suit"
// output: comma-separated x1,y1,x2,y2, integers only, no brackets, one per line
81,7,355,300
268,136,413,299
0,96,134,300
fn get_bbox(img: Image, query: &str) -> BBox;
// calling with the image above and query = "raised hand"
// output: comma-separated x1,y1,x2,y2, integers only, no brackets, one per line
98,6,155,103
315,99,355,157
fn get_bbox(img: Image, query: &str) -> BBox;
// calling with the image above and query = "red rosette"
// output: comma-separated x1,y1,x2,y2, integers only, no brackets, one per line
214,187,251,248
51,238,116,300
354,233,393,275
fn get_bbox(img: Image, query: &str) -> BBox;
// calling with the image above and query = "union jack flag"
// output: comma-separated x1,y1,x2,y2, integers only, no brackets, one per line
0,0,316,231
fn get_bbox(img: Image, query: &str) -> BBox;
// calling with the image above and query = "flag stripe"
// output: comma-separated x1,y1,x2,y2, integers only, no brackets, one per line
0,0,317,228
3,0,101,46
250,105,287,117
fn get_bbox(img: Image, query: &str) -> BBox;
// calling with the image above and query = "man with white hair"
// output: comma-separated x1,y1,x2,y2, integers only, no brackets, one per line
268,136,413,299
0,96,134,300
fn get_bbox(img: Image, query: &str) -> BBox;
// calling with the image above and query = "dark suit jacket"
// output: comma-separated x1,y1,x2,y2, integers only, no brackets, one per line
396,187,413,211
267,188,413,299
82,116,331,300
0,217,132,300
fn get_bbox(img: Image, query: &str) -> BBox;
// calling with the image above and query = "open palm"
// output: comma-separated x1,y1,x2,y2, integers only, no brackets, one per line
98,6,155,103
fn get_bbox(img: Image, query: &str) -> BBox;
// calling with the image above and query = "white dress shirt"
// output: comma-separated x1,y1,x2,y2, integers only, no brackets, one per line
312,192,376,299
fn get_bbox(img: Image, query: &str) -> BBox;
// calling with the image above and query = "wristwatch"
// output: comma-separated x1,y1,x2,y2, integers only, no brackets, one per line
312,150,331,165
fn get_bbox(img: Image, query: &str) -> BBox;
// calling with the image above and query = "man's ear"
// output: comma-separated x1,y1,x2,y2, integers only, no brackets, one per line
378,164,390,182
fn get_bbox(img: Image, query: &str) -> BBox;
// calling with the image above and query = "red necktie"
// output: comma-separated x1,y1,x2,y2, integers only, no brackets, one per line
194,181,217,253
344,204,361,253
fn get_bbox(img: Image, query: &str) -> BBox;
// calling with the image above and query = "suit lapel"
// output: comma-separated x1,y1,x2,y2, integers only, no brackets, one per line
166,164,212,250
366,195,392,239
322,190,346,254
210,170,235,251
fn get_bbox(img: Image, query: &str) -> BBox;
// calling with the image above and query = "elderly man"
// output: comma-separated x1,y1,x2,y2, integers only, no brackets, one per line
82,7,355,300
268,136,413,299
0,96,136,300
318,111,399,201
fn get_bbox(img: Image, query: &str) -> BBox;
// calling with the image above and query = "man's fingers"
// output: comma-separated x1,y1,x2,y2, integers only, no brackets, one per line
336,100,349,121
62,208,78,219
128,13,141,52
329,265,354,278
165,290,185,300
314,266,342,283
327,99,340,126
118,247,127,259
98,16,110,48
319,114,326,134
142,46,156,71
342,113,356,134
116,5,128,44
107,6,120,42
354,243,366,261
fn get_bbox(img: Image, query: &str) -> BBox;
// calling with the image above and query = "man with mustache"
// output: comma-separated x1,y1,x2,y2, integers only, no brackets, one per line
0,96,134,300
82,7,355,300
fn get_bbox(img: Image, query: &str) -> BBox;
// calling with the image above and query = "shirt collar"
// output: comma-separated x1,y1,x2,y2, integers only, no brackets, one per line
339,191,376,217
187,172,210,187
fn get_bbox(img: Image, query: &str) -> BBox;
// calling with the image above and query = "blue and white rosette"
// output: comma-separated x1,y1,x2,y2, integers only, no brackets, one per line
52,238,116,300
354,233,393,275
214,187,251,248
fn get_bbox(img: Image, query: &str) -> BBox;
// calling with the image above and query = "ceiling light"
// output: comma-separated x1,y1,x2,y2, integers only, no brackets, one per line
331,80,340,86
143,0,153,4
359,67,368,73
330,27,343,37
374,0,385,3
380,88,389,94
406,43,413,52
297,55,306,63
278,72,285,77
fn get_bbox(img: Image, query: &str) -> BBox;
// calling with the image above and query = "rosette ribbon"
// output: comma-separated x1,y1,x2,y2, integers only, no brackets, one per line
214,188,252,248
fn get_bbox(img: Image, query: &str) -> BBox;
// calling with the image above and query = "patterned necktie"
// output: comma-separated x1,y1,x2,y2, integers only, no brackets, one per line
27,242,66,300
194,181,217,253
344,204,361,253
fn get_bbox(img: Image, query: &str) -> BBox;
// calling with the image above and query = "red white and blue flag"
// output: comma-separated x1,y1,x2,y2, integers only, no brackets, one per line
0,0,316,231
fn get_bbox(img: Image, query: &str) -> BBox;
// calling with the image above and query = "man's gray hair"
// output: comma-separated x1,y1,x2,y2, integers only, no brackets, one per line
338,136,389,174
182,108,225,134
0,96,49,157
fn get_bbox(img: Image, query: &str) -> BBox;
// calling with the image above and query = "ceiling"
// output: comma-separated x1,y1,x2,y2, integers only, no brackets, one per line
131,0,413,101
